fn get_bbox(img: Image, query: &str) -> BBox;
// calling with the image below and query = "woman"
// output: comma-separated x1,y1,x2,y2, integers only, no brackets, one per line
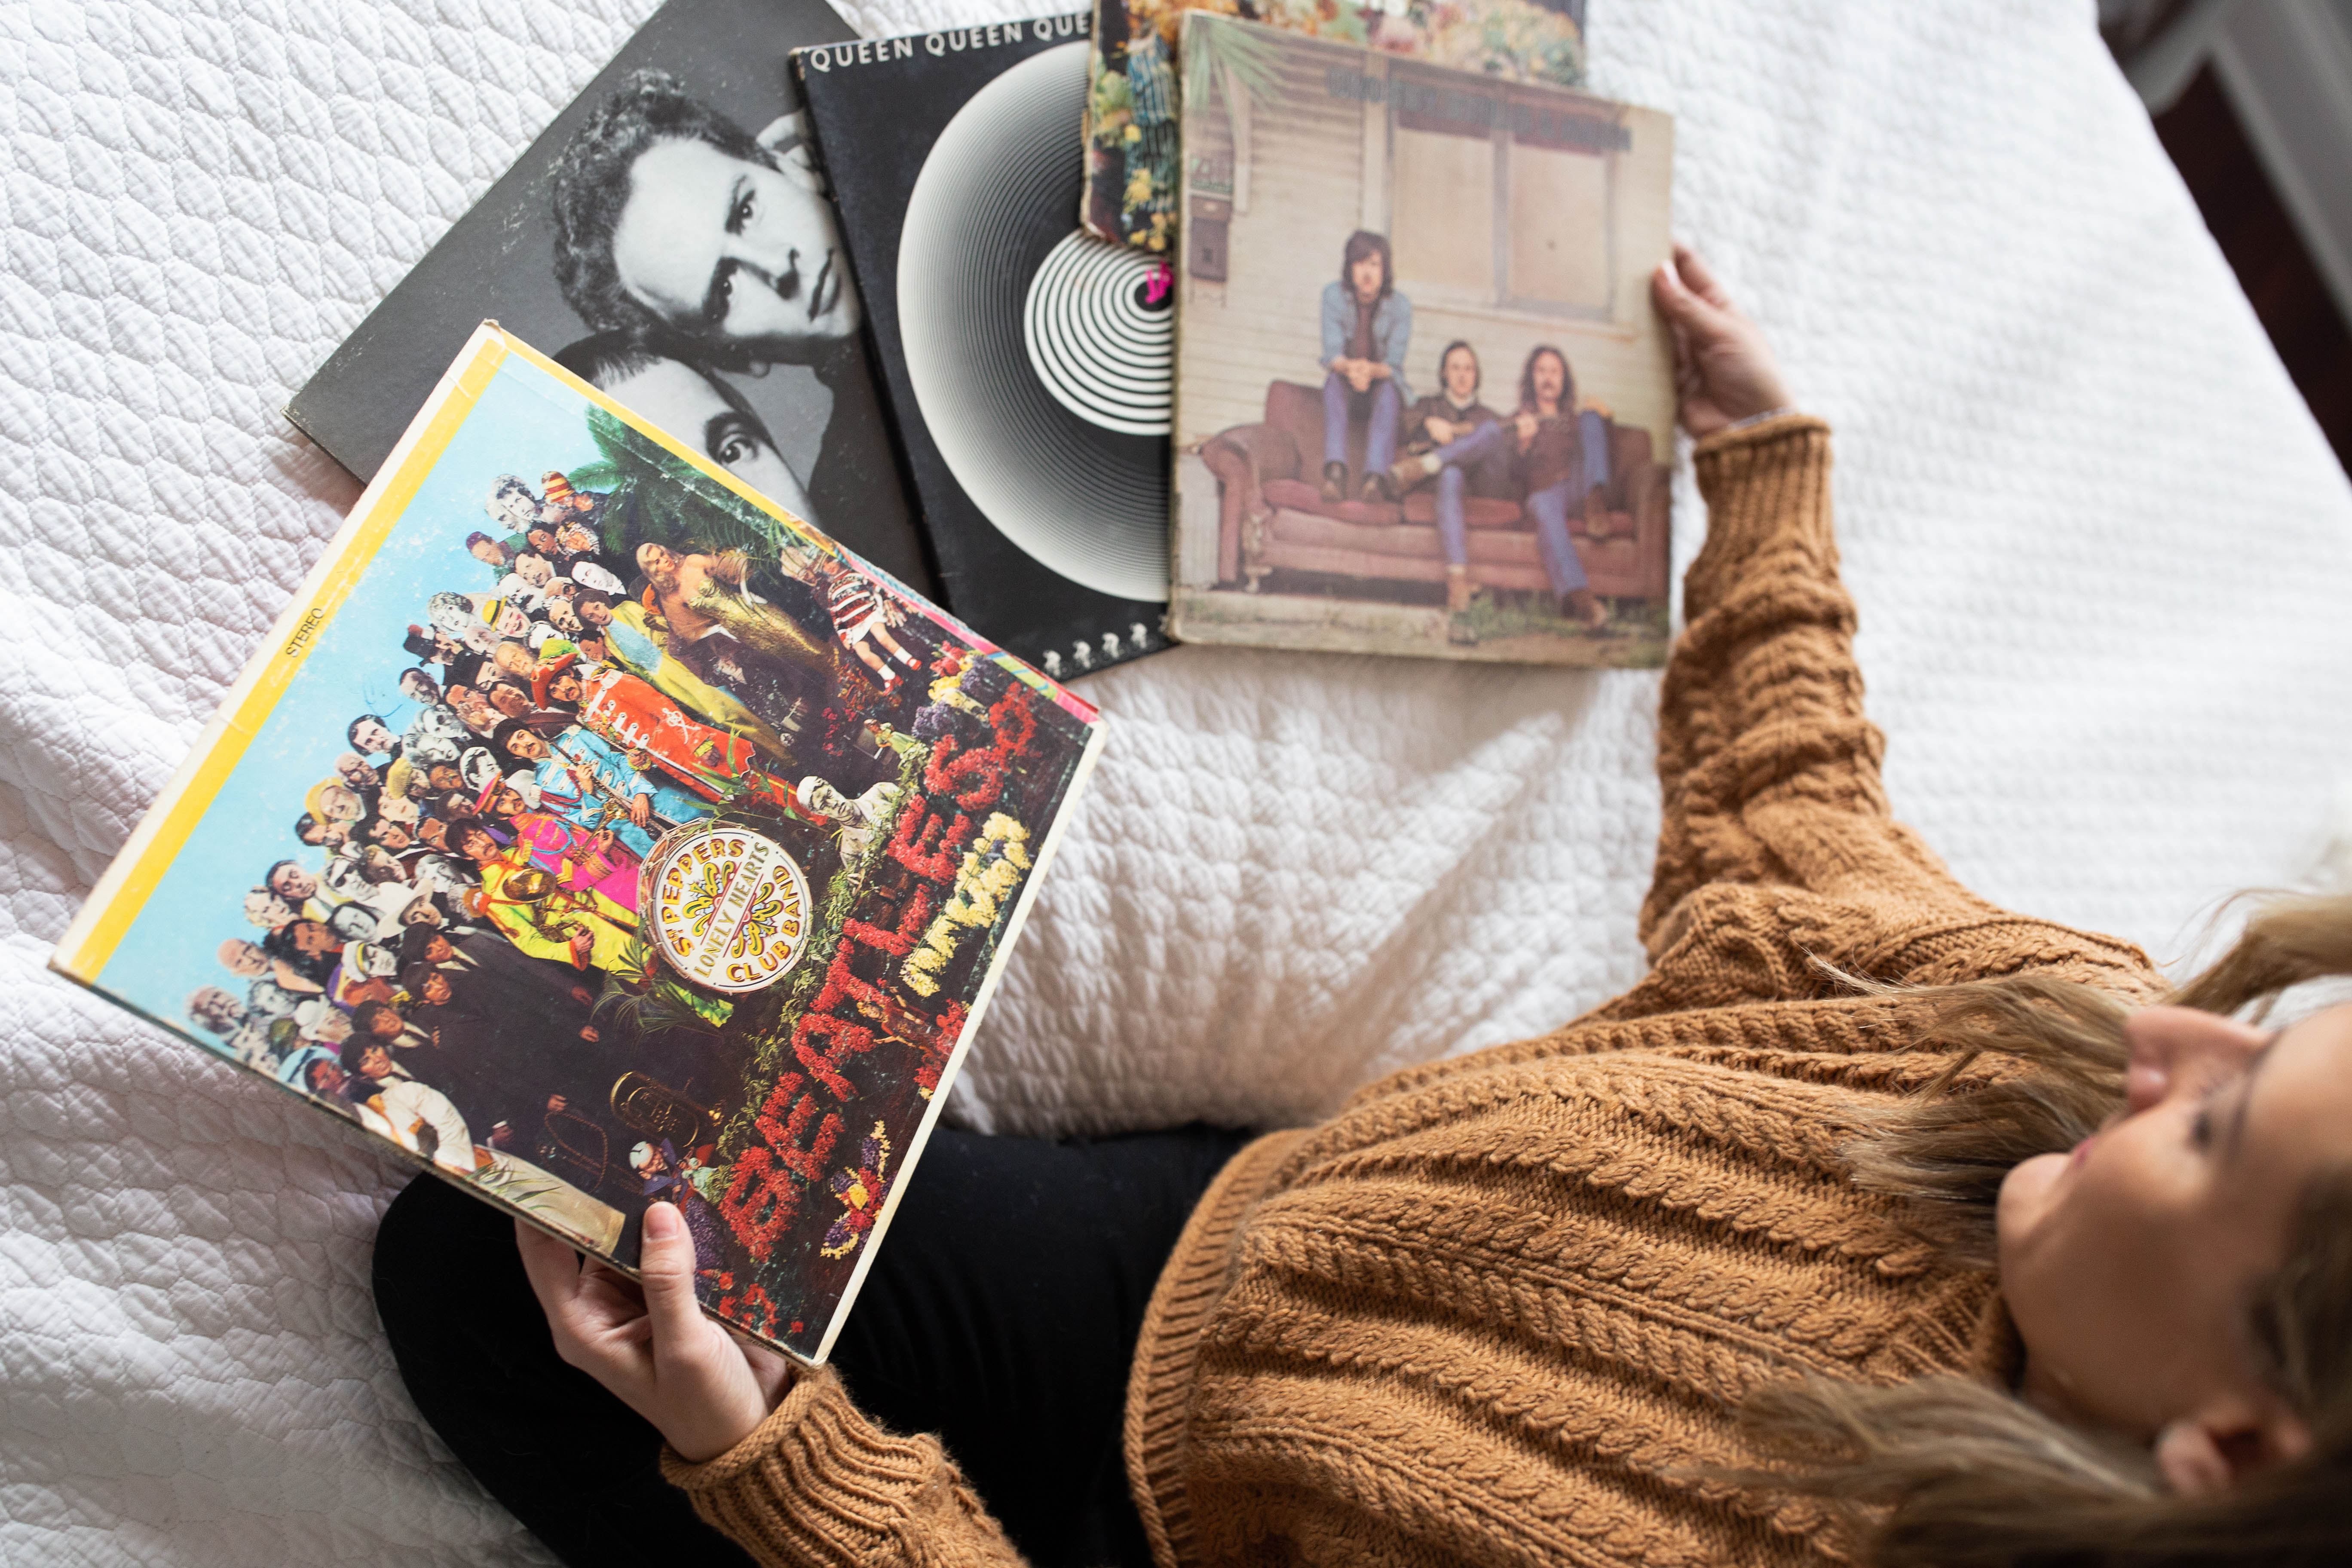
1318,230,1413,503
1395,343,1611,628
373,250,2352,1568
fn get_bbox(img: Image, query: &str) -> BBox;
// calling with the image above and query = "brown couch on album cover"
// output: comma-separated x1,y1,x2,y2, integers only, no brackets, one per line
1196,380,1670,602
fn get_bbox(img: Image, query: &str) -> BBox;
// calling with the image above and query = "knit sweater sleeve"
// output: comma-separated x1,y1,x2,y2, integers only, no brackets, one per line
659,1365,1027,1568
1637,414,1977,954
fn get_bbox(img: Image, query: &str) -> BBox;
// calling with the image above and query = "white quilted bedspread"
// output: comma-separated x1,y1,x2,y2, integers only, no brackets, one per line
5,0,2351,1561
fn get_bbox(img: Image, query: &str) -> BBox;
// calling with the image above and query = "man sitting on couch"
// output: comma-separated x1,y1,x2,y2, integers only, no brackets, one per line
1393,344,1610,628
1399,341,1513,614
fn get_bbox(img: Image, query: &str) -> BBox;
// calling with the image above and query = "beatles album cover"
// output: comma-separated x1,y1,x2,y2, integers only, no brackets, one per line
1168,15,1671,667
58,326,1106,1363
1083,0,1588,256
796,17,1172,684
285,0,939,597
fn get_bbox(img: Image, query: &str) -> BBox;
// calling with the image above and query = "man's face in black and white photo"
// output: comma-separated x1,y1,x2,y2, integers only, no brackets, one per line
597,352,804,502
609,137,859,356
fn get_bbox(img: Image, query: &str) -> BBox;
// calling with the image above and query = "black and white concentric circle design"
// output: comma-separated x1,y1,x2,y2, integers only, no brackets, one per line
1024,232,1172,436
897,41,1169,604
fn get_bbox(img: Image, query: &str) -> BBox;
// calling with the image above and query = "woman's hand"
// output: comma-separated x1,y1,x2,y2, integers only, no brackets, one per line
518,1202,796,1464
1651,246,1791,440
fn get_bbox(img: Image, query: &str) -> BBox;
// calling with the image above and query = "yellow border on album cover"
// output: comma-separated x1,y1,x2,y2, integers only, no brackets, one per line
54,321,1088,983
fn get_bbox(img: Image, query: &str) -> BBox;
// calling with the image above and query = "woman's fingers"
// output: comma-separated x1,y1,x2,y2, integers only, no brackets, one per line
1653,257,1731,342
516,1219,614,1369
636,1201,709,1357
516,1219,584,1314
1671,244,1736,309
1654,246,1788,439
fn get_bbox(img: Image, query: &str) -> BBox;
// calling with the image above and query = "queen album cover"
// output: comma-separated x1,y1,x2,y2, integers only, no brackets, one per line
797,17,1174,683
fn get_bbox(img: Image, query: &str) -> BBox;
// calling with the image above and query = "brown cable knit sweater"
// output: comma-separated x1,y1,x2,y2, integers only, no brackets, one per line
662,416,2164,1567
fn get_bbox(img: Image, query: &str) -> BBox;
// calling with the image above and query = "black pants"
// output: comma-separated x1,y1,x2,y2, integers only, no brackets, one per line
373,1124,1251,1568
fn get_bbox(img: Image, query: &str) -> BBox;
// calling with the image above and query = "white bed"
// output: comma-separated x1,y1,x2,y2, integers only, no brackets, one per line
4,0,2350,1561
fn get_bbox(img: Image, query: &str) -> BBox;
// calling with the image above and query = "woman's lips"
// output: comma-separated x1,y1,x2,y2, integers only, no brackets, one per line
2070,1133,2097,1169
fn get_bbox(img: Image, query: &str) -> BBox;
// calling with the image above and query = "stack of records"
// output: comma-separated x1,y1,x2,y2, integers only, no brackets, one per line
65,0,1679,1362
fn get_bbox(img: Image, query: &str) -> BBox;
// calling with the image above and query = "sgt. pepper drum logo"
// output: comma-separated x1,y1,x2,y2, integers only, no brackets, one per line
644,823,814,994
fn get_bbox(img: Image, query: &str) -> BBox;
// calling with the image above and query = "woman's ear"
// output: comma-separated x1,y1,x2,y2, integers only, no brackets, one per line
2155,1401,2313,1494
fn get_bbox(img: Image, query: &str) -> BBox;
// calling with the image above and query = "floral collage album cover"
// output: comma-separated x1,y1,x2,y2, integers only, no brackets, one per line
54,328,1105,1362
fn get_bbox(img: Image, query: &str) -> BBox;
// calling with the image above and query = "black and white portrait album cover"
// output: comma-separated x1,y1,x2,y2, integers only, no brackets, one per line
285,0,935,594
795,15,1172,682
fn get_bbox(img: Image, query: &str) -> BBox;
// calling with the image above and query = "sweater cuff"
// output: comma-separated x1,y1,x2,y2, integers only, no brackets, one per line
660,1364,981,1565
1690,410,1826,469
1685,413,1834,615
1125,1128,1312,1568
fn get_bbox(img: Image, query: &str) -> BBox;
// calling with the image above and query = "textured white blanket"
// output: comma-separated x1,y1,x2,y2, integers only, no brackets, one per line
5,0,2350,1561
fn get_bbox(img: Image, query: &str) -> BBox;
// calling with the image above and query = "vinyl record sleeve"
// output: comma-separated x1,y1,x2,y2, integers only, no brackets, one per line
796,17,1172,684
284,0,937,598
1082,0,1589,257
1168,15,1672,667
58,326,1106,1364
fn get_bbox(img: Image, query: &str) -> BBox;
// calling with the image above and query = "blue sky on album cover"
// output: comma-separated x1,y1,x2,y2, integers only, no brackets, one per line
97,358,603,1038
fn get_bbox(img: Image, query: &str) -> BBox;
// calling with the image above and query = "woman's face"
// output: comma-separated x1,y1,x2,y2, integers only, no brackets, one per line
1998,1002,2352,1455
1349,252,1383,303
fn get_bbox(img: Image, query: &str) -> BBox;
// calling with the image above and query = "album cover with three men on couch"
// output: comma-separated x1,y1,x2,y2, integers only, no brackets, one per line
1169,15,1673,665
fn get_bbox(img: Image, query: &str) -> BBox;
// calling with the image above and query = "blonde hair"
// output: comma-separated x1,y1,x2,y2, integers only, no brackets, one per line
1749,893,2352,1567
